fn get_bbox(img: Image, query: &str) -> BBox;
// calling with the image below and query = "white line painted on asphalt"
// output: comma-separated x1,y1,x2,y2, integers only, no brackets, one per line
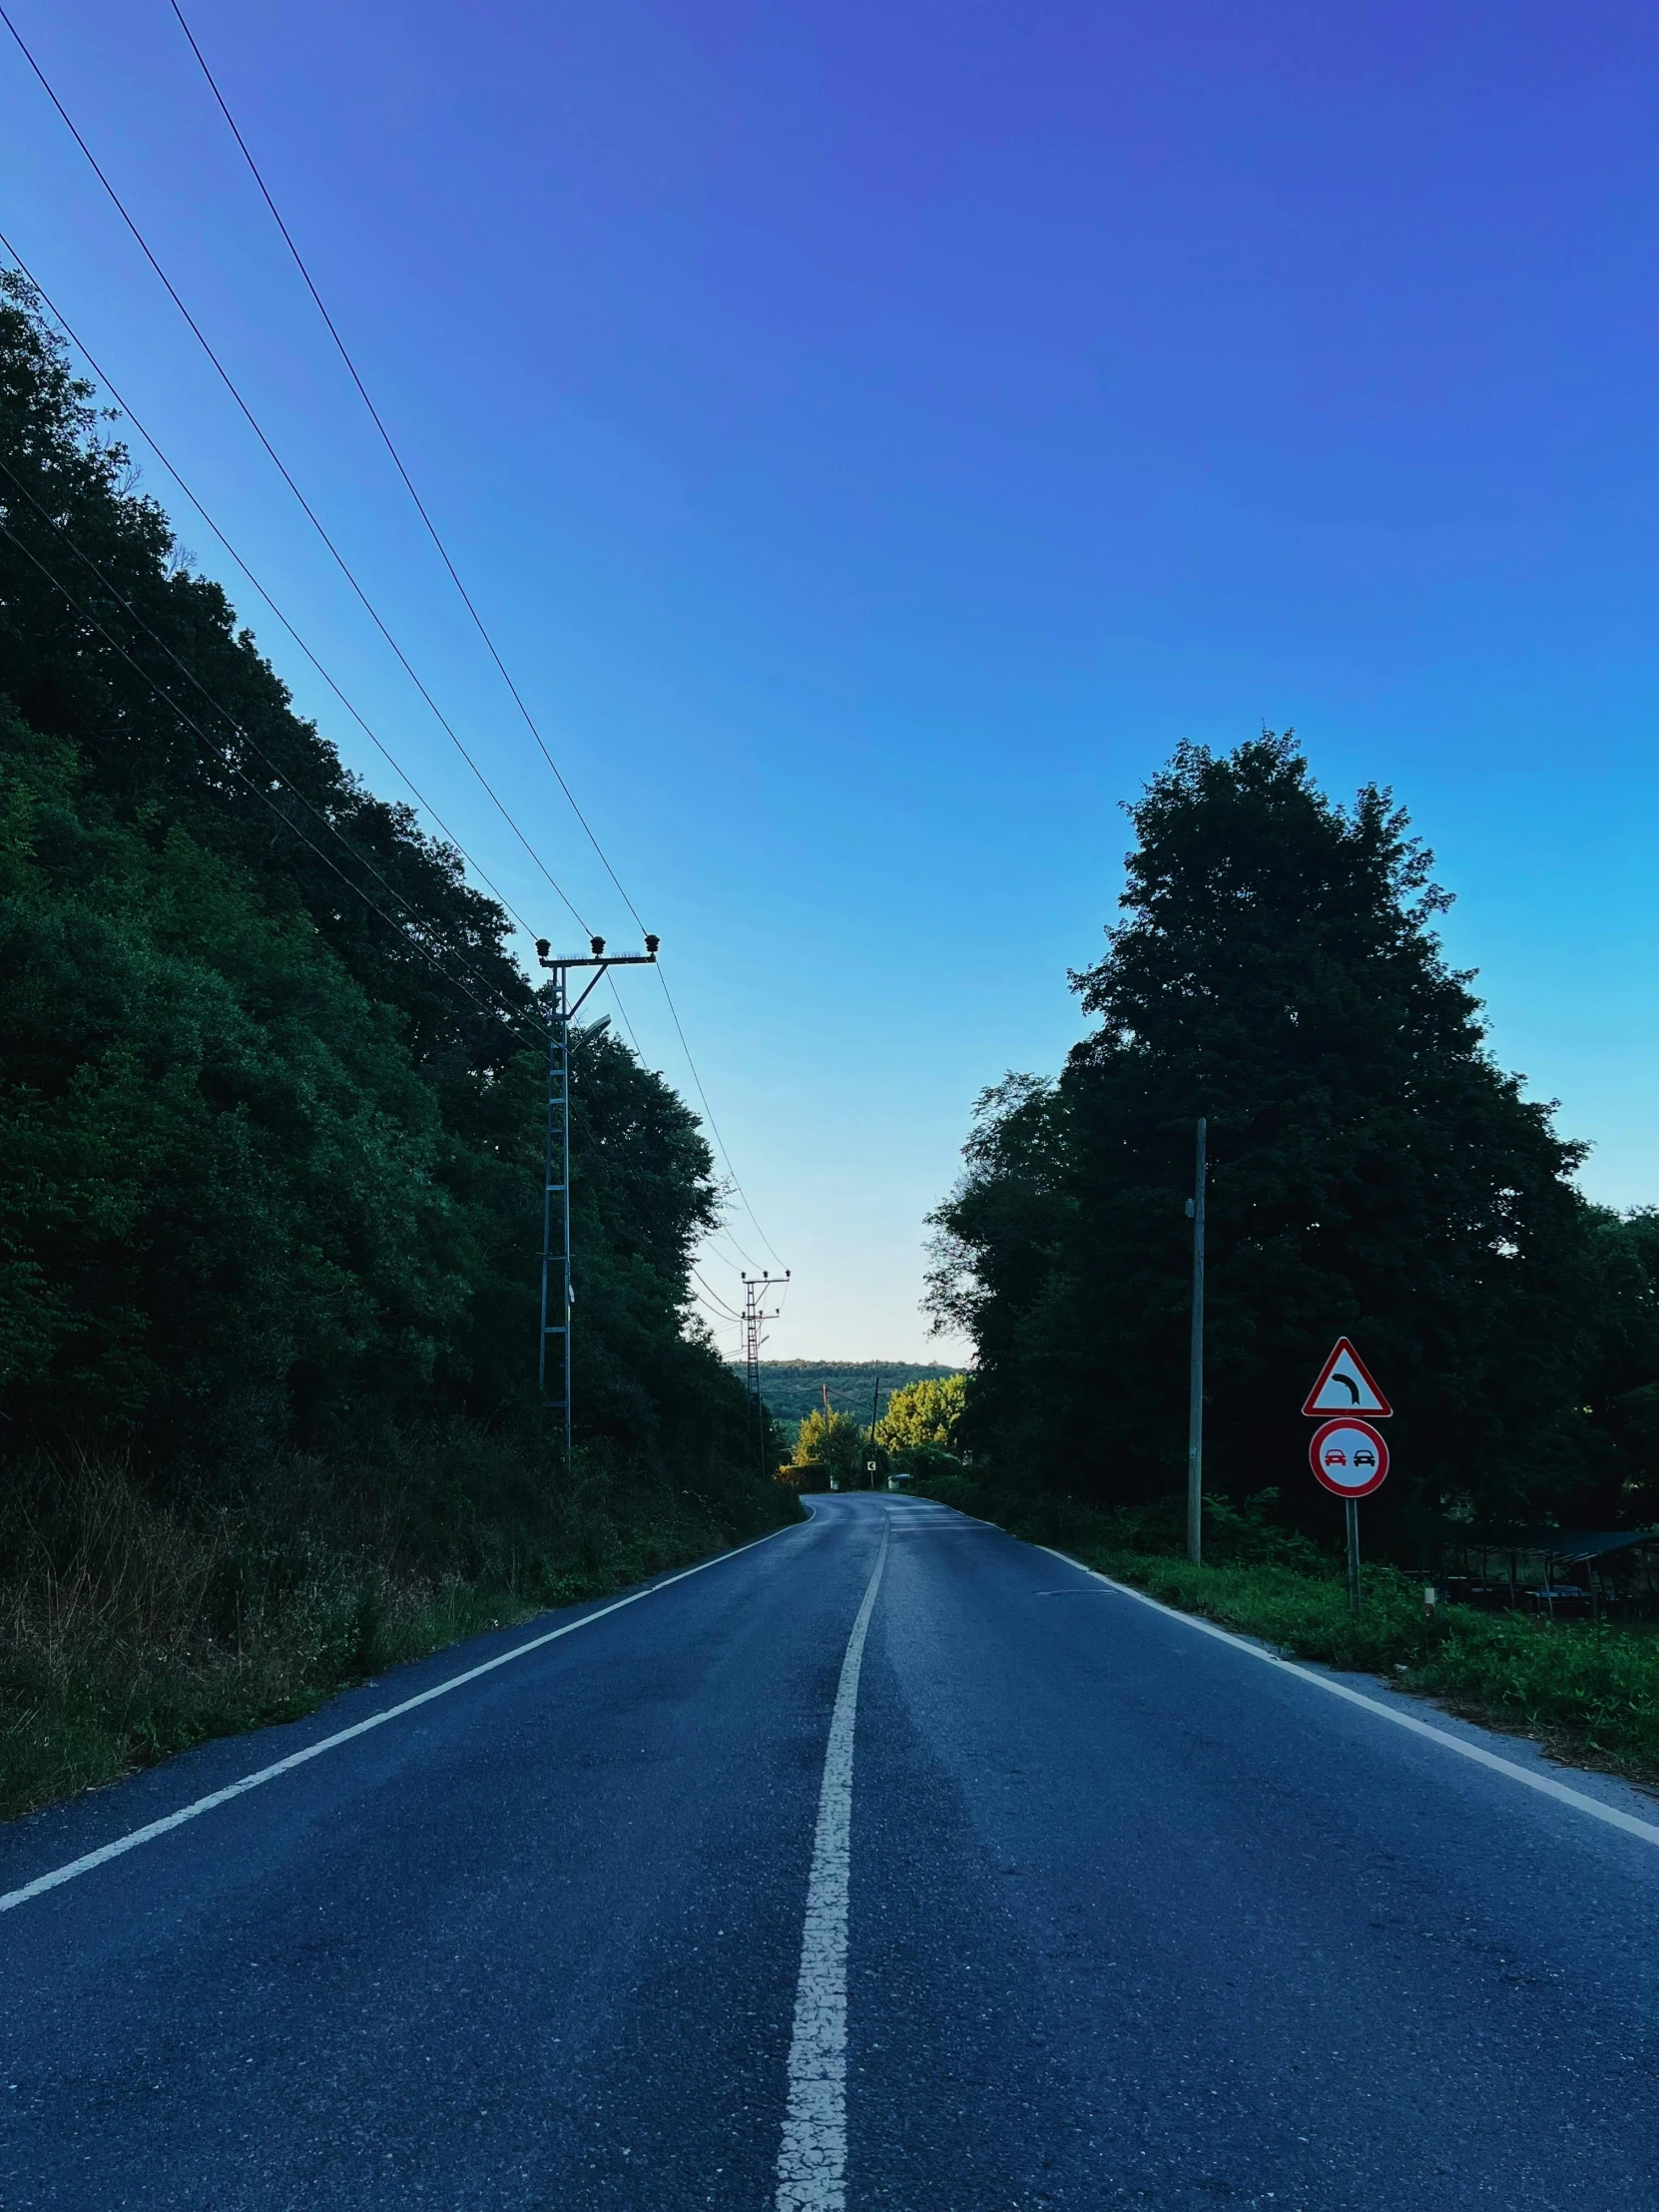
0,1517,807,1916
1035,1542,1659,1851
775,1514,890,2212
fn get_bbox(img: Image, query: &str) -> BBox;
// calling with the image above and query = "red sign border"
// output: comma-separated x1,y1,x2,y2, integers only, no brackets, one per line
1302,1337,1393,1419
1309,1416,1389,1497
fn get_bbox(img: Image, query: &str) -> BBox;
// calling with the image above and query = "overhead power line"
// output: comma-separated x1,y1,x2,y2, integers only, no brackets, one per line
0,516,543,1053
0,234,545,950
0,240,660,1182
2,6,785,1267
0,1,590,938
690,1271,744,1322
699,1224,764,1274
158,5,785,1271
0,452,530,1027
654,967,786,1268
166,0,646,936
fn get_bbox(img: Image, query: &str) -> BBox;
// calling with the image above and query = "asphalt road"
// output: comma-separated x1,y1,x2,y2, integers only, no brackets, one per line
2,1493,1656,2210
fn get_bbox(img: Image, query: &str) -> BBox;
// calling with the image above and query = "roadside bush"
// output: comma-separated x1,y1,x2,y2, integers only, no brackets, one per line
906,1470,987,1515
897,1440,965,1482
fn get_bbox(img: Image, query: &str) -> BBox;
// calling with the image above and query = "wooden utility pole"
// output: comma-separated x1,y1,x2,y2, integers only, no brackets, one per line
1186,1117,1207,1566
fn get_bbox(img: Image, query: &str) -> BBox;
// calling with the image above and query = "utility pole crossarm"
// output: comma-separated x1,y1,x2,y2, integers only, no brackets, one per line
532,932,659,1469
741,1272,790,1484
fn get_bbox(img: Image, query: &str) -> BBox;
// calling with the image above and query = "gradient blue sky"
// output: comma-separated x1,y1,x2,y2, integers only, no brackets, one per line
6,1,1656,1361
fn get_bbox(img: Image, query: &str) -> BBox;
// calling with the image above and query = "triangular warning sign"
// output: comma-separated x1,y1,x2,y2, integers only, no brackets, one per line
1302,1338,1392,1417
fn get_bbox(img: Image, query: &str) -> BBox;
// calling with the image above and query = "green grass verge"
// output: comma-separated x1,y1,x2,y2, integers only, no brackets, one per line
1085,1551,1659,1781
913,1474,1659,1788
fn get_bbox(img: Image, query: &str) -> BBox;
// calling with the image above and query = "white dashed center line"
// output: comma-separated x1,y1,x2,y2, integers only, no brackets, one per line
775,1515,889,2212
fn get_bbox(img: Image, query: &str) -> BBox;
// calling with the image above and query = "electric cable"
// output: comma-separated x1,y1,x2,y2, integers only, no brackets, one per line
689,1300,744,1351
702,1230,762,1274
0,457,529,1015
606,975,643,1056
688,1280,742,1324
166,0,646,934
690,1272,743,1322
155,11,787,1265
3,14,783,1260
0,3,591,936
0,518,546,1053
4,243,659,1074
654,966,786,1266
0,462,542,1041
0,226,546,947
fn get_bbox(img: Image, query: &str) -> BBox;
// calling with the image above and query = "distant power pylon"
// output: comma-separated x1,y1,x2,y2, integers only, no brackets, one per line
534,932,658,1468
742,1272,789,1480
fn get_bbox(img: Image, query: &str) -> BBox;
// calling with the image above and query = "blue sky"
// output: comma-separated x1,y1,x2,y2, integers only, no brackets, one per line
5,1,1656,1361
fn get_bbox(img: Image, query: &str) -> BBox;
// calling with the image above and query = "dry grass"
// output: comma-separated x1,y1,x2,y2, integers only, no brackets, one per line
0,1440,795,1823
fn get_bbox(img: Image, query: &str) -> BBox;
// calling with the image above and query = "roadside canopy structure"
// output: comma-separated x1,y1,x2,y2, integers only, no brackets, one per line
1439,1530,1659,1619
1538,1530,1659,1566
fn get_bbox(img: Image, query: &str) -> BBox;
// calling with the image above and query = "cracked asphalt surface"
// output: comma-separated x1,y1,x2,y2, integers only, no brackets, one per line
1,1492,1654,2208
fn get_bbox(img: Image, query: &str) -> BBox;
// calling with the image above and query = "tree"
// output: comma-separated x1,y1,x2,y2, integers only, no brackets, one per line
0,272,763,1507
792,1407,866,1482
931,734,1615,1542
1577,1208,1659,1521
875,1374,966,1456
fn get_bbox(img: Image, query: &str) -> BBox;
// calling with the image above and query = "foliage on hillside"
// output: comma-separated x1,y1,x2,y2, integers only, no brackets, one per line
929,736,1659,1545
748,1361,963,1427
0,276,793,1810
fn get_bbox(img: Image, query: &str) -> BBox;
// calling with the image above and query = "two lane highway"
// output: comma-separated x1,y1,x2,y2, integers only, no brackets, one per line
2,1495,1655,2208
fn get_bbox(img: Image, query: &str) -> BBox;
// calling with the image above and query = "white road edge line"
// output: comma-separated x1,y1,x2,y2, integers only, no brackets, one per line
1034,1541,1659,1851
0,1515,810,1916
775,1514,890,2212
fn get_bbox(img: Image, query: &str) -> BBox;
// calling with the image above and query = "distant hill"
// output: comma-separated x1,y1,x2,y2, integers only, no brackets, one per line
737,1361,965,1427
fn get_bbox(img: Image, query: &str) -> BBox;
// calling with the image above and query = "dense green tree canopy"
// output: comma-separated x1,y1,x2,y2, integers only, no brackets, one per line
791,1407,865,1478
874,1374,965,1455
931,735,1651,1541
0,273,753,1488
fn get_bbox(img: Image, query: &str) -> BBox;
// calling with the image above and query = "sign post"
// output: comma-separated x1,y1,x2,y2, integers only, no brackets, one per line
1304,1342,1392,1616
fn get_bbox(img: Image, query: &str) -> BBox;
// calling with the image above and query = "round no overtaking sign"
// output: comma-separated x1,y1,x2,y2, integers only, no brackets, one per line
1310,1417,1389,1498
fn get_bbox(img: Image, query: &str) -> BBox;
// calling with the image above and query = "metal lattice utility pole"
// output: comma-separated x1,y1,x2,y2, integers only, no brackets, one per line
1186,1116,1207,1565
742,1272,788,1481
534,932,658,1468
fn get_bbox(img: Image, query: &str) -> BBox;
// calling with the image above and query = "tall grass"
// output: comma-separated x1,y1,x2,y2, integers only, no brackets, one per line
1,1433,798,1823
